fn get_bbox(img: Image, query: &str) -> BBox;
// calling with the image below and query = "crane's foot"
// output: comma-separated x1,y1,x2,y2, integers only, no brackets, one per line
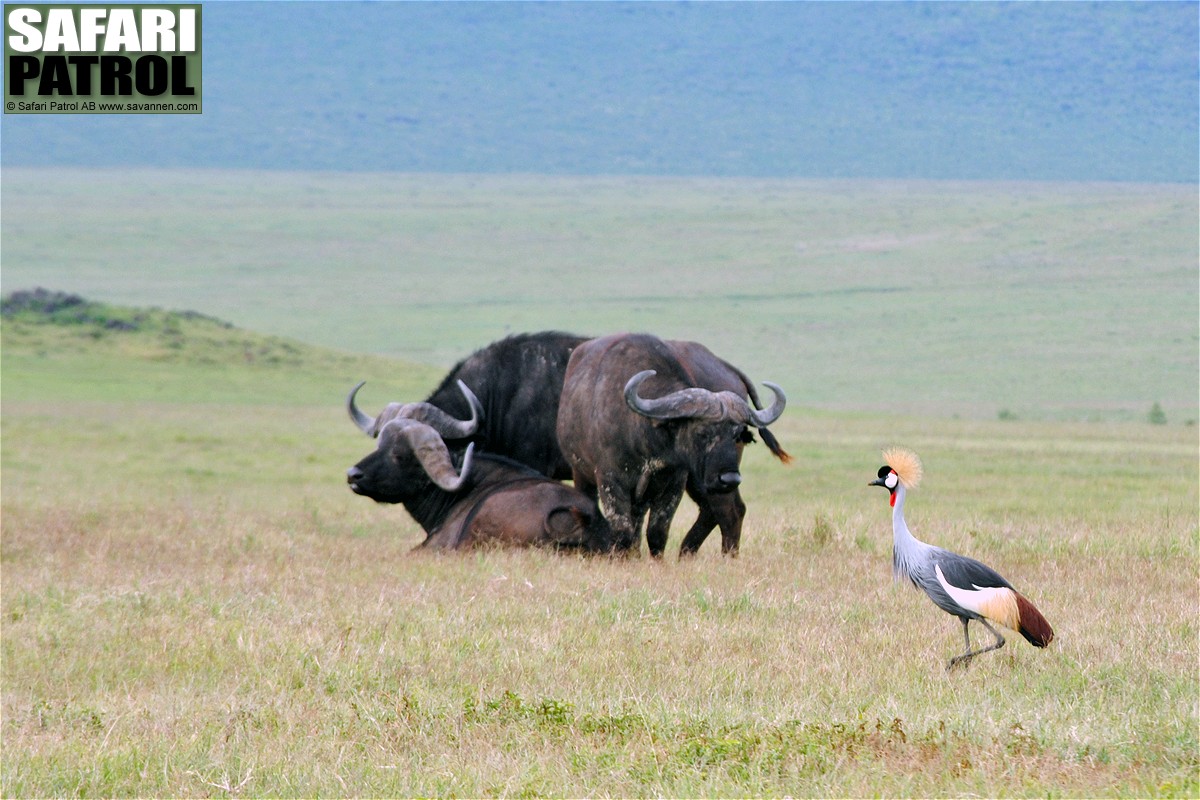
947,653,975,671
947,618,1007,672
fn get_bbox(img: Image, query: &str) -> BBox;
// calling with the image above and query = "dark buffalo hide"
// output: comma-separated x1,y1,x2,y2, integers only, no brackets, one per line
556,333,786,557
419,331,587,479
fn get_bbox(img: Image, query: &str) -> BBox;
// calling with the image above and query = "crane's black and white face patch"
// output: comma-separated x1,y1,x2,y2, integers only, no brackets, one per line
870,465,900,505
875,465,898,489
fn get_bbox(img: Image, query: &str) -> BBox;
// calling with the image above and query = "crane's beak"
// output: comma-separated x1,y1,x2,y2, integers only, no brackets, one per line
868,477,887,487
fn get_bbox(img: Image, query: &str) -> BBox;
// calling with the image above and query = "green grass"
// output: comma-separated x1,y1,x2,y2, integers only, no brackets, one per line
2,168,1197,422
0,292,441,406
2,304,1197,797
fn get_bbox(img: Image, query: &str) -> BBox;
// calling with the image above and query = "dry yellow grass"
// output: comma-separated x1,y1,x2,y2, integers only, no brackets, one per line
3,387,1196,796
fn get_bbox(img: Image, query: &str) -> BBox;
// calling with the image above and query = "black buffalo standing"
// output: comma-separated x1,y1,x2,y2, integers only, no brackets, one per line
556,333,787,557
346,381,609,550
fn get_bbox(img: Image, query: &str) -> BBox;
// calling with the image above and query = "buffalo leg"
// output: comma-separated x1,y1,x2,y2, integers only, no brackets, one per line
713,488,746,556
678,502,718,556
680,488,745,557
569,472,619,553
679,479,717,556
645,484,685,559
571,470,599,502
597,479,641,554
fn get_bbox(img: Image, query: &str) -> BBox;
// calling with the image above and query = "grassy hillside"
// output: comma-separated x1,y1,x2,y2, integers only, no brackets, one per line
2,296,1196,797
2,168,1196,423
0,289,442,406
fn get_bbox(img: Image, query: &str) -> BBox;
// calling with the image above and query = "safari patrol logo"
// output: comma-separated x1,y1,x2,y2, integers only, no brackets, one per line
5,3,201,113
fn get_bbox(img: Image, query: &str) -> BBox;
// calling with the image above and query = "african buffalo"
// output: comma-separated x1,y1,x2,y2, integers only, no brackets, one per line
556,333,786,557
408,331,586,479
664,339,792,555
346,381,610,551
349,330,789,555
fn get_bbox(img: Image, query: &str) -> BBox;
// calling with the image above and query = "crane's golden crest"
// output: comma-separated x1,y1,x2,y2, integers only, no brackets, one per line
882,447,923,489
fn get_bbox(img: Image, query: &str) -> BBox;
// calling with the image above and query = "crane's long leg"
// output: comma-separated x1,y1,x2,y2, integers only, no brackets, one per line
947,618,1007,671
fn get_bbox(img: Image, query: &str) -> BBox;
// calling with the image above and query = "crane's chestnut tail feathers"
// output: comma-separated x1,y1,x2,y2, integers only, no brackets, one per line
1016,593,1055,647
933,565,1054,650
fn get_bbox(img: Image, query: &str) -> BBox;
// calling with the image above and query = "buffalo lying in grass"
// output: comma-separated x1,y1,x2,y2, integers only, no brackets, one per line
346,381,611,551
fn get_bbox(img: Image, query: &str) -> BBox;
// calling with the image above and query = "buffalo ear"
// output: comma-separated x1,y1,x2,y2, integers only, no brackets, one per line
544,506,587,544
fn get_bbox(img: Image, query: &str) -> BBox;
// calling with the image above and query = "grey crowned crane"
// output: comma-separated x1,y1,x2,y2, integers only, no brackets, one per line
869,448,1054,670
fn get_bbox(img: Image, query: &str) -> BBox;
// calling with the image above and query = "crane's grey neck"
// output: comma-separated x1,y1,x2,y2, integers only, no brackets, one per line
891,485,930,583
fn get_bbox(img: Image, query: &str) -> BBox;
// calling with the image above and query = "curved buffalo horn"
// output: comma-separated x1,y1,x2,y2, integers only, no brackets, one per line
379,418,476,492
347,381,376,435
625,370,787,427
747,381,786,427
624,370,729,422
346,380,482,440
452,380,484,436
397,380,482,440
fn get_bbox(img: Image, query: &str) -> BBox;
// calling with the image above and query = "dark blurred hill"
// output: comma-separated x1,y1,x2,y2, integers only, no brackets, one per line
1,2,1195,182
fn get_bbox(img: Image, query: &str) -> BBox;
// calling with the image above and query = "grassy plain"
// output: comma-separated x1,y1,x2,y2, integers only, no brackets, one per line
2,304,1197,797
2,168,1197,422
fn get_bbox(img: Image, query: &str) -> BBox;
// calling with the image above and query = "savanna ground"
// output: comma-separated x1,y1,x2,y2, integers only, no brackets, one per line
1,172,1197,797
